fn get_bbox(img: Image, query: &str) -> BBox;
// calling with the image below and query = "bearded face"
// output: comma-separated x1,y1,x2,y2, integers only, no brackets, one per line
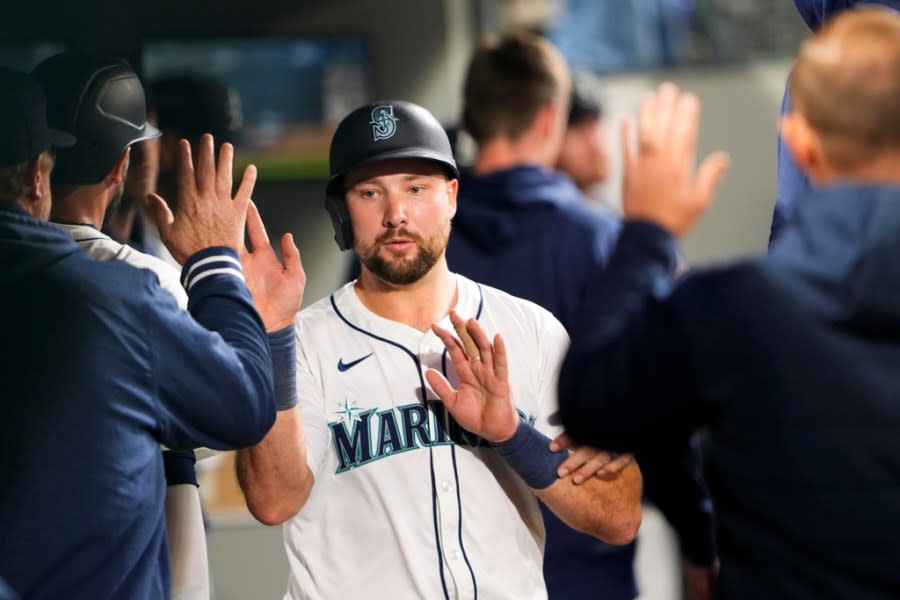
355,222,450,285
343,158,458,287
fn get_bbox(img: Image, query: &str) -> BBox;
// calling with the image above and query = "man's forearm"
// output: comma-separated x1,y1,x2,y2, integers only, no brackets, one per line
534,461,643,545
236,408,314,526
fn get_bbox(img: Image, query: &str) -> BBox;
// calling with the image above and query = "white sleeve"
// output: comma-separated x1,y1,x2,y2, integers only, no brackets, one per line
165,484,210,600
531,310,570,440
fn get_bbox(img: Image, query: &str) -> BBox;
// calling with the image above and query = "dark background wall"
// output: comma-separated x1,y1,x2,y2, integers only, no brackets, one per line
5,0,480,306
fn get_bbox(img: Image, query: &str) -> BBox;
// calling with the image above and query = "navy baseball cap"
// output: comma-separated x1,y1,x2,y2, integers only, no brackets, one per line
0,67,76,167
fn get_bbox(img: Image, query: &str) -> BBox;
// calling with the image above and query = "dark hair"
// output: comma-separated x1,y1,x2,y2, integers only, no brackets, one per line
462,32,570,143
568,71,604,127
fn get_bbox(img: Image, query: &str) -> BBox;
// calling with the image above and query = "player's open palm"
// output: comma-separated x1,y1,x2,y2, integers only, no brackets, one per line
148,134,256,263
621,82,729,237
240,200,306,332
427,311,519,444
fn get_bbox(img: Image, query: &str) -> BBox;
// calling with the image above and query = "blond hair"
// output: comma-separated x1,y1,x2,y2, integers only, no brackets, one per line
791,8,900,168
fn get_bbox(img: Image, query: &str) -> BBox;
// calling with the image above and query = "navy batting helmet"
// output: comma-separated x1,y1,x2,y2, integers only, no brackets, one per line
32,52,160,185
325,100,459,251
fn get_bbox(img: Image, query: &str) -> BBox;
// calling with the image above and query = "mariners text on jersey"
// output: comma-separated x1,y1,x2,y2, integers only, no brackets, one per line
329,399,538,473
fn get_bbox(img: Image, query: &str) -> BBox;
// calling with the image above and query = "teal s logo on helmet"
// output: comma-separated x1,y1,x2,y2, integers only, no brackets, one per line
370,105,398,141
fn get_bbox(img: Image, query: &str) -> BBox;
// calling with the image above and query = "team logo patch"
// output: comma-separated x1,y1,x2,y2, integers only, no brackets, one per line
334,397,365,425
337,352,373,372
370,105,398,141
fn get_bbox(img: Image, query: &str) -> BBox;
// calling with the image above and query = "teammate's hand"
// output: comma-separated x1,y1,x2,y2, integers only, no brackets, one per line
621,82,729,237
240,201,305,332
426,311,519,444
148,134,256,263
549,432,635,484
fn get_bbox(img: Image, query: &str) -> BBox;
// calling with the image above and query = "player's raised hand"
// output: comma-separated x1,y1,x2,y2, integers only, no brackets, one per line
549,432,635,484
240,201,306,332
147,134,257,263
426,311,519,444
621,82,729,237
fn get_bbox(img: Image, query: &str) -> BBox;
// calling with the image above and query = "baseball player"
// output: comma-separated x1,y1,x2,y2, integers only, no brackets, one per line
236,100,642,599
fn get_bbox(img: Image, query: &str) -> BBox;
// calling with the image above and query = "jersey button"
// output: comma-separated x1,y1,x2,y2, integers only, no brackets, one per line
440,480,451,492
448,550,460,560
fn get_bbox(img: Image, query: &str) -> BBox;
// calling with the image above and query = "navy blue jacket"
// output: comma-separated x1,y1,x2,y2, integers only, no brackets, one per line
447,165,715,599
560,184,900,599
0,206,276,599
771,0,900,244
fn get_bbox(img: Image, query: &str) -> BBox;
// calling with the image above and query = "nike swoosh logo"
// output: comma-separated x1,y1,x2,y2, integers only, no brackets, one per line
337,352,374,372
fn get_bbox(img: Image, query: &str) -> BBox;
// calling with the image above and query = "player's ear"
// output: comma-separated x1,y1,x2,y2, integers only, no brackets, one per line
534,102,561,139
108,147,131,185
447,177,458,219
20,155,42,202
780,111,824,179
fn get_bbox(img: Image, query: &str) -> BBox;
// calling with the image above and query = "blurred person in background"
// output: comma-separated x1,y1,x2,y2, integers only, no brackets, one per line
556,71,609,195
560,9,900,598
770,0,900,244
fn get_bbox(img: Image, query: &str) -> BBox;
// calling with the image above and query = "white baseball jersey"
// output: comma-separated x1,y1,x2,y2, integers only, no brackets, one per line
56,222,210,600
56,223,187,308
284,274,570,600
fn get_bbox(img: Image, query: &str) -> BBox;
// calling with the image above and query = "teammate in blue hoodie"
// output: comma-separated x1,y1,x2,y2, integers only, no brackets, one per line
0,68,305,599
560,9,900,598
446,32,716,599
771,0,900,244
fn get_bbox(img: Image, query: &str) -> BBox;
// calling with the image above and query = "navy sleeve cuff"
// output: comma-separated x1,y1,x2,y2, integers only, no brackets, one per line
180,247,245,292
269,325,298,411
162,449,198,487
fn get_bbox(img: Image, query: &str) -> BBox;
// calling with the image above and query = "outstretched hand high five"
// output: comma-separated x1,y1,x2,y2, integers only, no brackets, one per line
147,134,257,263
426,311,519,444
240,201,306,332
622,82,729,237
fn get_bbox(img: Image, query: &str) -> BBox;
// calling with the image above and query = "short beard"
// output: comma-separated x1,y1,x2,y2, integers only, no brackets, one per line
356,223,450,285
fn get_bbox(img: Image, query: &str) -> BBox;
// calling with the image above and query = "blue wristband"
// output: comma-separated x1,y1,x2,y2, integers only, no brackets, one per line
490,417,568,489
268,325,297,411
